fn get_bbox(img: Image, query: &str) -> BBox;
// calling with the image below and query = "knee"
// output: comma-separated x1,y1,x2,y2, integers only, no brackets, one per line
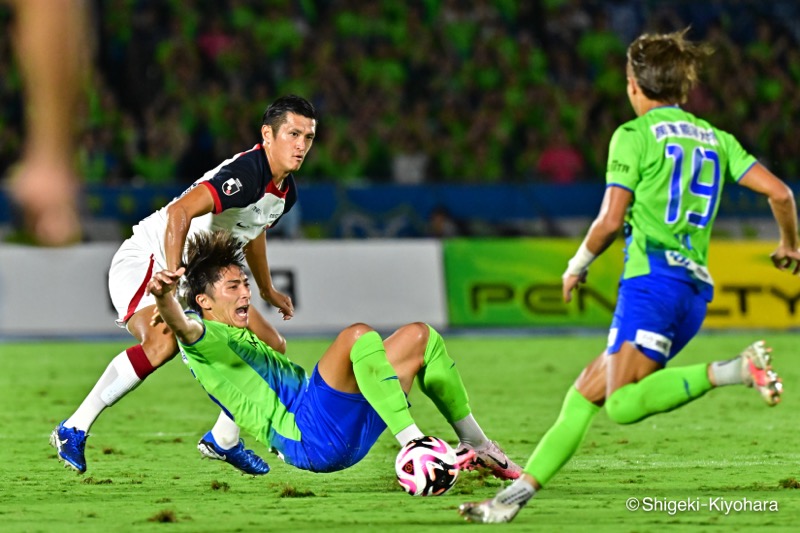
341,323,375,343
604,402,627,425
140,336,179,368
604,389,638,425
398,322,430,350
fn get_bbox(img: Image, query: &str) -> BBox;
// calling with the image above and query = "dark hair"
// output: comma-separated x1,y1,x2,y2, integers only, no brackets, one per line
261,94,317,133
627,29,713,104
183,231,245,314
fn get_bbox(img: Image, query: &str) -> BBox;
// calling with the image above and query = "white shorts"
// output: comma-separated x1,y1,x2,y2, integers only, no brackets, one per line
108,239,163,328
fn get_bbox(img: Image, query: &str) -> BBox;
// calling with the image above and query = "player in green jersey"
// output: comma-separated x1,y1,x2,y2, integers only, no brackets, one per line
146,230,521,479
460,29,800,523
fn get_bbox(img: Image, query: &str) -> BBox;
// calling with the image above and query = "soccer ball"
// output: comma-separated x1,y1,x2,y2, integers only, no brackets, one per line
395,436,459,496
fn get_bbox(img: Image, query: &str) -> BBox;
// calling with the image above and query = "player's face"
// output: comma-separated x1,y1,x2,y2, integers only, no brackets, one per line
209,266,251,328
263,112,316,176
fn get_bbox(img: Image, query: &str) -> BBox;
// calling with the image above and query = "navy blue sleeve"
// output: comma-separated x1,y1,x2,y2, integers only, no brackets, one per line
203,151,267,213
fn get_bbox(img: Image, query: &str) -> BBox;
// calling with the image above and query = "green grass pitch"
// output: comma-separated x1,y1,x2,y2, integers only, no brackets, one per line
1,332,798,532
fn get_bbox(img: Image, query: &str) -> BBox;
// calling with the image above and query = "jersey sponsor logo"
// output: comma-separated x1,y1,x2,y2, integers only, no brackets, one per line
609,160,630,174
664,250,713,285
651,121,719,146
634,329,672,356
223,178,243,196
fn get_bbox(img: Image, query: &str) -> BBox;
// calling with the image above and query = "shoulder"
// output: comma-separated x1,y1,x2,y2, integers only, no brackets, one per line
617,115,647,135
189,318,248,349
178,311,207,348
685,113,750,157
609,118,646,150
200,145,270,211
218,145,269,182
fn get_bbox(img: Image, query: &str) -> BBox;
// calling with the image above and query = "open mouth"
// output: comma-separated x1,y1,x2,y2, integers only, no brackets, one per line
236,305,249,319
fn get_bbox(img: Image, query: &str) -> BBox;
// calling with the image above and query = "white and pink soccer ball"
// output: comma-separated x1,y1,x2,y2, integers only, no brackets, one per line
395,436,459,496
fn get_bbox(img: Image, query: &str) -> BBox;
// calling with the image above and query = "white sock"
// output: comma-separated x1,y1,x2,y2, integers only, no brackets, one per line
452,413,489,449
64,351,142,432
395,423,425,445
710,356,743,387
210,411,240,450
495,478,536,505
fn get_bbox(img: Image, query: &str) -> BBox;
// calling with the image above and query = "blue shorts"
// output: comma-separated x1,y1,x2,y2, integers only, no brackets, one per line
269,364,387,473
607,275,707,365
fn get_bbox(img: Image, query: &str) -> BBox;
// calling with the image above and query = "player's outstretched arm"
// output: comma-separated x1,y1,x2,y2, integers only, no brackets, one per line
164,186,216,271
562,186,633,302
738,163,800,275
244,232,294,320
146,267,203,344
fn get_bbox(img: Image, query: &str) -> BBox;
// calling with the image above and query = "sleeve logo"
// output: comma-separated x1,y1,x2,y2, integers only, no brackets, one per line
609,160,630,174
222,178,242,196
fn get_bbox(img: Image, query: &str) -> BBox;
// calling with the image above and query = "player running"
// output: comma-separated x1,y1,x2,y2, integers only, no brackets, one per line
145,230,521,478
460,29,799,523
51,95,314,475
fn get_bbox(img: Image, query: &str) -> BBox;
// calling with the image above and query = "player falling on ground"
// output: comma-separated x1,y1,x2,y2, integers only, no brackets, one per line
460,29,799,523
145,230,521,478
51,95,315,475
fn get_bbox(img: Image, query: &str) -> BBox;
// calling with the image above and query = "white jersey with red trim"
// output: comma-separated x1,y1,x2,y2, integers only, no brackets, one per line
127,143,297,269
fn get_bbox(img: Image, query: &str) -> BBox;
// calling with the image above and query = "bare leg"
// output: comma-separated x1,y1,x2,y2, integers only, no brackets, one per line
316,323,422,441
64,305,177,432
606,341,663,396
316,322,428,394
382,322,428,393
315,323,371,393
8,0,88,245
574,351,610,406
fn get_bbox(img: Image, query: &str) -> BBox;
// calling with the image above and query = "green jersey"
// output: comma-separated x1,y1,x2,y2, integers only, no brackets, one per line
178,315,308,447
606,106,756,293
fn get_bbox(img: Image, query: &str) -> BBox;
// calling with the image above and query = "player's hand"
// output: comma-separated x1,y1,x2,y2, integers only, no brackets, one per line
262,287,294,321
146,267,186,297
9,157,81,246
562,270,588,303
770,244,800,275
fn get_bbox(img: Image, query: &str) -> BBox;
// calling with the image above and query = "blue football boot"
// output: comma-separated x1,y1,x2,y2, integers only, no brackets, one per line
197,431,270,475
50,421,87,473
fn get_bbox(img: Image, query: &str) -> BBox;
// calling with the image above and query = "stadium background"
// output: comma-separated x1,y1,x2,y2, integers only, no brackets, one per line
0,0,798,335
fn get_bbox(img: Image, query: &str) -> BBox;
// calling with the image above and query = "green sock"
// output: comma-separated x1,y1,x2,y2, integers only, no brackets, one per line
350,331,415,435
605,364,712,425
525,387,600,487
416,325,471,423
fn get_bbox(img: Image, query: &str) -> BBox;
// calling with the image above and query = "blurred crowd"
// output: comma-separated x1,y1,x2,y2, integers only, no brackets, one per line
1,0,799,187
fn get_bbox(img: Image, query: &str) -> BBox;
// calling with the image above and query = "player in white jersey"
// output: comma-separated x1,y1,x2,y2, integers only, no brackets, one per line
50,95,317,475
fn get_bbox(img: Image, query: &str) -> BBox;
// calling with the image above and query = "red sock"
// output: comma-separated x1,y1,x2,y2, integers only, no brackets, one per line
126,344,156,380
